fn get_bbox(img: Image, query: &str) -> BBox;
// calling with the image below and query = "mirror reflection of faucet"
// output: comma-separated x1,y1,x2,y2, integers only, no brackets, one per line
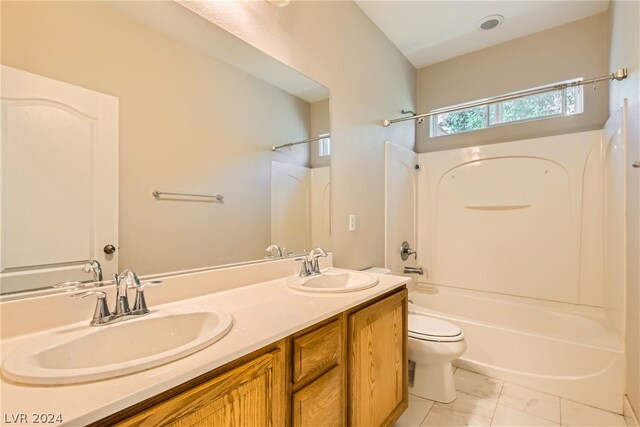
53,259,106,289
83,260,103,282
265,243,284,259
265,243,298,259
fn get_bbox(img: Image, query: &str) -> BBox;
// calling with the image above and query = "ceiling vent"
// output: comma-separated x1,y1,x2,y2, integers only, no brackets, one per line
478,14,504,31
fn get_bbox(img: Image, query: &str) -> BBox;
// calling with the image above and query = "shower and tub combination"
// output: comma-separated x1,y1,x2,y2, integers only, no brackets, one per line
385,102,628,413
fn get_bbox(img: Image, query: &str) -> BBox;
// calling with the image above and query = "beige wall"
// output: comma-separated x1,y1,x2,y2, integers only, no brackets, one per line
609,0,640,417
1,1,314,275
179,1,417,270
310,98,331,168
416,13,610,153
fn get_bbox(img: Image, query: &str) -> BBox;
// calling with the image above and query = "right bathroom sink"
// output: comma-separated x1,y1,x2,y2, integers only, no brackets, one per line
286,268,379,293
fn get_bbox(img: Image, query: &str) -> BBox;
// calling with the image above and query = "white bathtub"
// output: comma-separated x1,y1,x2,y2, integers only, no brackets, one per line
409,287,625,413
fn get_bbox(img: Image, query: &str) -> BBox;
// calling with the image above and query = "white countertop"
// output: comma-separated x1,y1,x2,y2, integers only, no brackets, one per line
0,263,408,426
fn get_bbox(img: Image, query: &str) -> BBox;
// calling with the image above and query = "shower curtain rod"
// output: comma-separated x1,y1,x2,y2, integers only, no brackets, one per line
382,68,628,127
270,134,330,151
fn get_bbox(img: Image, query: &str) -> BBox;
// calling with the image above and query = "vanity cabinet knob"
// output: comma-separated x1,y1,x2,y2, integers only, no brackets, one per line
103,244,116,255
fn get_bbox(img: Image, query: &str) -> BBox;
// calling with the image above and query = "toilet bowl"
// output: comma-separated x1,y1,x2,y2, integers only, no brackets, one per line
408,313,466,403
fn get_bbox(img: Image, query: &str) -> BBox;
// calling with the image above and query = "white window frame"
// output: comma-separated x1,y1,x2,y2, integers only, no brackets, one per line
430,78,584,137
318,133,330,157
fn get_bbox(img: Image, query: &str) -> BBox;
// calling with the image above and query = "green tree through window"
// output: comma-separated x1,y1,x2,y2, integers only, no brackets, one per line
432,81,582,137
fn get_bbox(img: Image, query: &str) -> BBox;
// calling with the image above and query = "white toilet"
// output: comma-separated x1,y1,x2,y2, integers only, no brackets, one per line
408,313,466,403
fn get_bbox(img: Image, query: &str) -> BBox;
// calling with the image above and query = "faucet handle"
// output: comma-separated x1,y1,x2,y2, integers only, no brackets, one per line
72,290,106,299
294,257,311,277
53,280,84,290
54,278,112,292
130,281,162,315
128,280,162,290
400,241,417,261
72,290,111,326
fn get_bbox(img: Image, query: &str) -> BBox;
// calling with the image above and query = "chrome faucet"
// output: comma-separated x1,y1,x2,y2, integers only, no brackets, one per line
63,268,162,326
295,247,328,277
53,260,105,289
82,260,103,283
308,246,328,274
113,271,134,316
265,243,284,259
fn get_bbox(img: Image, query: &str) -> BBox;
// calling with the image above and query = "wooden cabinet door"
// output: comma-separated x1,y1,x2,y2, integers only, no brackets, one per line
292,366,343,427
348,289,408,427
117,351,281,427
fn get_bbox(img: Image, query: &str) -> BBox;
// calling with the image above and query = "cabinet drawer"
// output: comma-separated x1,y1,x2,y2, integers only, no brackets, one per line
292,367,343,427
292,319,341,384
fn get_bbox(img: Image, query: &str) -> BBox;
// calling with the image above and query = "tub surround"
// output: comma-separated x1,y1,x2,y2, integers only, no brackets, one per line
0,256,409,425
386,122,629,414
417,130,605,306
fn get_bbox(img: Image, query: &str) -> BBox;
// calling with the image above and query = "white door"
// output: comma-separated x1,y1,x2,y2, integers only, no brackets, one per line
310,166,331,250
1,66,118,294
271,161,311,255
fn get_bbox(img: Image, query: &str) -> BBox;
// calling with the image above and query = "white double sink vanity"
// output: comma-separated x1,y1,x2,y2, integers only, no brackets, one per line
0,256,409,426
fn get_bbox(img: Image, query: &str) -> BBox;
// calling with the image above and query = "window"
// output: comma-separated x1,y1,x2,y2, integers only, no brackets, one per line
318,134,331,157
431,79,584,137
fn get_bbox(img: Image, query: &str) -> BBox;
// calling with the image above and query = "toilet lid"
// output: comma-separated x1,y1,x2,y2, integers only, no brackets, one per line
408,314,463,342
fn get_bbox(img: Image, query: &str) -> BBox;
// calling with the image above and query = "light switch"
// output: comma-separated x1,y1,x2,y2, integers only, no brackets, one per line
349,214,356,231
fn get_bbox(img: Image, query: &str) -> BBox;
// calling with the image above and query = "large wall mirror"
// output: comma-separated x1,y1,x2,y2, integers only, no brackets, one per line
0,1,331,296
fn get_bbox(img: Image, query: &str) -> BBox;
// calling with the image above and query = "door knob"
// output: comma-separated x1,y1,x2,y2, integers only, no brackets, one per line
633,161,640,168
103,244,116,255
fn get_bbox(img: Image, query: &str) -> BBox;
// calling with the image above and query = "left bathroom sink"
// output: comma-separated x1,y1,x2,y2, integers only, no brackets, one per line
2,307,233,385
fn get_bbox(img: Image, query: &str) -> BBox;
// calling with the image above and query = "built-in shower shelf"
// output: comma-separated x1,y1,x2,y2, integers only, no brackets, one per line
464,204,531,211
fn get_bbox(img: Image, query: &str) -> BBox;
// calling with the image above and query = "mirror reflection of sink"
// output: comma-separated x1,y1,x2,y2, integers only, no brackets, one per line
2,307,233,385
287,269,379,293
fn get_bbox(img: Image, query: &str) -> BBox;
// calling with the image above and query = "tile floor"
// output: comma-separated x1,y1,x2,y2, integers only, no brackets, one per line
395,367,630,427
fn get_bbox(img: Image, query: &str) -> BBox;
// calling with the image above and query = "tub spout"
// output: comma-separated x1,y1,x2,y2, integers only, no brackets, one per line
404,266,424,275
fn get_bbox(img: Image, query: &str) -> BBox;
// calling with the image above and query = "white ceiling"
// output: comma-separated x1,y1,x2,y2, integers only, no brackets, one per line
355,1,610,69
